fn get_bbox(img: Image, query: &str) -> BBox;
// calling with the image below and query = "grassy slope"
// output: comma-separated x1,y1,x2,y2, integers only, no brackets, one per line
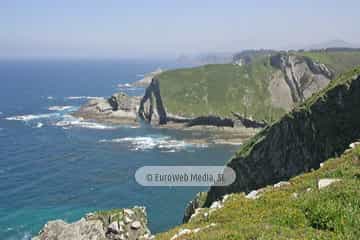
298,50,360,76
158,51,360,122
156,67,360,240
158,56,284,122
156,146,360,240
235,67,360,160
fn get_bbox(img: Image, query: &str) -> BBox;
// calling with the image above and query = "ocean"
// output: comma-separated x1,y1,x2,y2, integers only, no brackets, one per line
0,59,239,239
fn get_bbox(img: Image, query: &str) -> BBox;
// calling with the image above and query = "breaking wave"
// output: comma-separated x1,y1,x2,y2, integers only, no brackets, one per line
118,83,132,88
48,106,75,111
65,96,103,100
5,108,114,130
54,115,116,130
99,136,207,152
5,113,60,121
34,122,43,128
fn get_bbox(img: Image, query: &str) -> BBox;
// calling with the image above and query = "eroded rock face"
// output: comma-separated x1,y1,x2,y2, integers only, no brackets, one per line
138,78,167,125
204,72,360,206
108,92,139,112
183,192,207,223
73,93,141,125
269,53,334,107
32,207,153,240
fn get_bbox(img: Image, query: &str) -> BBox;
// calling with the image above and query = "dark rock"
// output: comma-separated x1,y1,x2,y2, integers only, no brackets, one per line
232,112,267,128
138,78,167,125
185,115,234,127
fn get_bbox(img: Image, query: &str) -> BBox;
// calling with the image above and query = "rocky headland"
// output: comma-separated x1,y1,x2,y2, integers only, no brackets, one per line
32,207,153,240
183,67,360,224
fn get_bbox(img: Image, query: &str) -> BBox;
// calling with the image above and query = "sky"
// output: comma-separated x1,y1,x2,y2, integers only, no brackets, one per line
1,0,360,59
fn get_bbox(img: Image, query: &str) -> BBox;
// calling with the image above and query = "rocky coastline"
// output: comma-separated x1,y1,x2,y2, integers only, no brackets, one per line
73,77,263,145
32,207,153,240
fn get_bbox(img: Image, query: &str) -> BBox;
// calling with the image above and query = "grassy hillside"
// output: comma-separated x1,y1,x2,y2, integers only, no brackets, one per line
157,50,360,122
298,50,360,75
158,56,284,122
156,145,360,239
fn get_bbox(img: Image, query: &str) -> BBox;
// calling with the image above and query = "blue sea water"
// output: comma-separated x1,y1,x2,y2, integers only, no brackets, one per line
0,59,239,239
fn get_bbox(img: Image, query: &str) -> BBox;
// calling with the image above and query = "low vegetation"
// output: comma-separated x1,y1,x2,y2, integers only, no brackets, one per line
298,50,360,76
158,55,284,122
157,50,360,123
156,145,360,239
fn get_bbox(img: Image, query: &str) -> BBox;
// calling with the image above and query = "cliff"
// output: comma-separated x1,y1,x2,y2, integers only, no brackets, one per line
158,143,360,239
183,67,360,217
156,50,360,123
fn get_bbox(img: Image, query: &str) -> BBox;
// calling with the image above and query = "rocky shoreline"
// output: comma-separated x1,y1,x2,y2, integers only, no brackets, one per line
72,77,262,145
32,207,153,240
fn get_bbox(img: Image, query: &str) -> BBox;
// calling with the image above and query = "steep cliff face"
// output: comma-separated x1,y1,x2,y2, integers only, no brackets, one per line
138,78,167,125
203,68,360,206
156,51,354,122
269,53,334,106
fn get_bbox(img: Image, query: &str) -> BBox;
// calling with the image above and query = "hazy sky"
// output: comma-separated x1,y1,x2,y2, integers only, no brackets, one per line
1,0,359,59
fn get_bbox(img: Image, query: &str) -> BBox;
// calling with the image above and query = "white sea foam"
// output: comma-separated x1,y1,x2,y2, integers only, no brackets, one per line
21,232,31,240
65,96,103,100
5,113,60,121
34,122,43,128
117,83,141,91
48,105,74,111
47,96,54,100
54,115,115,130
118,83,132,88
99,136,207,152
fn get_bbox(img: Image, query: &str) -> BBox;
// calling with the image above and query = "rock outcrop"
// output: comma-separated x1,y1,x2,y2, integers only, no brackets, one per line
183,192,207,223
269,53,334,106
73,92,141,125
138,78,167,125
185,115,234,127
32,207,153,240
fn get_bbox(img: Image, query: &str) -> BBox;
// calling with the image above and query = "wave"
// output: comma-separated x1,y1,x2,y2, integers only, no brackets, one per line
65,96,103,100
117,83,142,91
118,83,132,88
47,96,54,100
21,232,31,240
48,106,75,111
5,111,115,130
99,136,207,152
34,122,43,128
0,112,3,115
5,113,60,122
54,115,115,130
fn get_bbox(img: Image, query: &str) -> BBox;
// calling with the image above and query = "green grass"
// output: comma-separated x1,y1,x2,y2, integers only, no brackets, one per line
234,67,360,161
158,56,285,122
156,145,360,240
158,50,360,123
298,51,360,76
